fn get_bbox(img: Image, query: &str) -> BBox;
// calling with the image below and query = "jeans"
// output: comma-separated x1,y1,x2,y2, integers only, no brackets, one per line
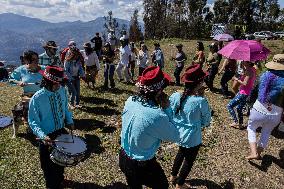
171,145,200,185
227,93,248,124
116,63,130,82
174,66,184,85
67,78,80,105
220,70,235,96
104,63,115,88
205,65,218,90
119,149,168,189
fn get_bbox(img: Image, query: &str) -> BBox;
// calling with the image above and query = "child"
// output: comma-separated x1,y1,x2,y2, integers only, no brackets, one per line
169,64,211,189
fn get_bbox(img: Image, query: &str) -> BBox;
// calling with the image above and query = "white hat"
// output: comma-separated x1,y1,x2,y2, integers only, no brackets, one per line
68,40,76,46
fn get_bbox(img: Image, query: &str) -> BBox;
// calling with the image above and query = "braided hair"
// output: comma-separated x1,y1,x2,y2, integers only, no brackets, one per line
175,82,200,115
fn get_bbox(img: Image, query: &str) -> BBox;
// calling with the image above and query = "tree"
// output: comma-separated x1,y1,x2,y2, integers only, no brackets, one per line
104,11,119,35
213,0,230,24
129,9,143,42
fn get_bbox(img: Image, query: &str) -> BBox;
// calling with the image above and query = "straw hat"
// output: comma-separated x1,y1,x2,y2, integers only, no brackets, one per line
265,54,284,70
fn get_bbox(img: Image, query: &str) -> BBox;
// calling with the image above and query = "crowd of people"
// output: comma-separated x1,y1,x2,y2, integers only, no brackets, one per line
0,32,284,189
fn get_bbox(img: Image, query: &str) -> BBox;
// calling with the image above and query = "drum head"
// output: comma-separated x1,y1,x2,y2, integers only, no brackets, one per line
55,134,87,154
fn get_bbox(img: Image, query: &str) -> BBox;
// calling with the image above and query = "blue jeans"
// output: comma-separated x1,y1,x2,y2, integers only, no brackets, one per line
67,78,80,105
104,64,115,88
227,93,248,124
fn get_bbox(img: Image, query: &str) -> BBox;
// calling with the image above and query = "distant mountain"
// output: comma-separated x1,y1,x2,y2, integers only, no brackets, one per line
0,13,143,65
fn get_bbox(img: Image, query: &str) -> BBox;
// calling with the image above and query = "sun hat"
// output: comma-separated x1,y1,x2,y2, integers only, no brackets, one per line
43,41,58,49
265,54,284,70
136,66,171,92
181,64,208,83
40,66,67,84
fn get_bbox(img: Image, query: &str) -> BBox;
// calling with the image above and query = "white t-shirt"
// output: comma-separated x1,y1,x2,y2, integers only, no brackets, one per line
81,50,100,70
120,46,131,65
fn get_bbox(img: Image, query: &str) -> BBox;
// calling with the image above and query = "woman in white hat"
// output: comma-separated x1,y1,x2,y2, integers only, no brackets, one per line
246,54,284,160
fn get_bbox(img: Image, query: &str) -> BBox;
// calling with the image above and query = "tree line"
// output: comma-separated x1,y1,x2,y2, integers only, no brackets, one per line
141,0,284,39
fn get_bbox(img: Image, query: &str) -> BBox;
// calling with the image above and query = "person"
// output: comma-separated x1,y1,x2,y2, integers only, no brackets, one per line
169,64,211,189
246,54,284,160
205,43,220,91
116,37,131,83
218,58,237,97
81,42,100,88
102,42,116,89
119,66,180,189
10,51,44,129
39,41,61,67
107,30,117,50
192,41,205,68
137,43,149,76
227,61,256,129
91,32,103,58
0,61,8,81
151,43,165,69
60,41,85,68
64,44,86,109
28,65,74,189
129,42,137,80
172,44,187,86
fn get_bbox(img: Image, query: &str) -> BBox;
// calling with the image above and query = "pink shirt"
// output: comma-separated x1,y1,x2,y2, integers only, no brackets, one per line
239,67,256,95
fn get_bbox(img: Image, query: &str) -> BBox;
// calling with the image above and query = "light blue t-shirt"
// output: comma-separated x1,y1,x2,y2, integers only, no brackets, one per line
28,87,73,139
121,96,179,161
9,65,44,94
170,92,211,148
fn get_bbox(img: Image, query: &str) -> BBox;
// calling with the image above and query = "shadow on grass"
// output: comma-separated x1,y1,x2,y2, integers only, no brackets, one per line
188,178,234,189
64,180,127,189
271,126,284,139
80,106,120,116
98,86,134,95
17,132,38,147
80,96,117,107
74,119,117,133
248,149,284,172
84,134,105,156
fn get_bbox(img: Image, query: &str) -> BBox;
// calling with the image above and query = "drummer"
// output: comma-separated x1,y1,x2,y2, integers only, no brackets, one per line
9,50,45,127
28,66,74,188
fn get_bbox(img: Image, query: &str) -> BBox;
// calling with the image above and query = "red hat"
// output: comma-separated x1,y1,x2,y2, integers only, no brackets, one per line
40,66,67,84
181,64,208,84
136,66,171,92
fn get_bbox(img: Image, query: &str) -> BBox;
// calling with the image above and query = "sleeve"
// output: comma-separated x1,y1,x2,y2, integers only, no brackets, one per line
39,55,44,65
63,88,73,125
147,112,180,143
94,53,100,70
200,98,212,128
9,67,21,82
28,98,47,139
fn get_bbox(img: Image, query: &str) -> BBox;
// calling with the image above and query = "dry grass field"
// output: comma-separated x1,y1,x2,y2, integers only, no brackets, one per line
0,39,284,189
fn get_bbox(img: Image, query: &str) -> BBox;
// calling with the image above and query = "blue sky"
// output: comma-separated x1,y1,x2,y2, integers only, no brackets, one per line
0,0,282,23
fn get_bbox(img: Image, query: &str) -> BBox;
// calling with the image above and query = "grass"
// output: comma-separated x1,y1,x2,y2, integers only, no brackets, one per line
1,39,284,189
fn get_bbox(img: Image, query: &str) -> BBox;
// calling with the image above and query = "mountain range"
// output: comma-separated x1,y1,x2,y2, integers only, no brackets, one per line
0,13,142,65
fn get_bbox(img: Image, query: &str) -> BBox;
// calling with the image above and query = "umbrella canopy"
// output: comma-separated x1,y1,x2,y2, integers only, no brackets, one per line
213,34,234,41
218,40,270,62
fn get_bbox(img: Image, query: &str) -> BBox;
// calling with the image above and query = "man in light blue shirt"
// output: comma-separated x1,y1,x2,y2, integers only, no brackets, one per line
28,66,74,189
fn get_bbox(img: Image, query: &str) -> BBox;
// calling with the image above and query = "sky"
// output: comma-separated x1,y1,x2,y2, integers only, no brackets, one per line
0,0,283,23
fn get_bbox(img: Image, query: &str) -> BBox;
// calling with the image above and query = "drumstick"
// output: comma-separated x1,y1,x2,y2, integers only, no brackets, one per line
35,138,74,143
70,129,74,143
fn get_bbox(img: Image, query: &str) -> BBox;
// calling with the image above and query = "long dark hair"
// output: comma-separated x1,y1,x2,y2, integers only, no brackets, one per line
197,41,204,51
23,50,38,64
132,89,160,107
85,47,93,56
175,82,199,115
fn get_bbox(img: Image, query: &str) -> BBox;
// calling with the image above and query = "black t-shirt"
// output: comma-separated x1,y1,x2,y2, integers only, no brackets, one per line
91,36,102,50
0,68,8,80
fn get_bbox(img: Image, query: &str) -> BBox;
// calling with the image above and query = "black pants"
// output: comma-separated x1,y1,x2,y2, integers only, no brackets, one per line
220,70,235,96
138,67,145,76
39,129,67,189
104,63,115,88
205,65,218,90
174,66,184,86
119,149,168,189
171,145,200,185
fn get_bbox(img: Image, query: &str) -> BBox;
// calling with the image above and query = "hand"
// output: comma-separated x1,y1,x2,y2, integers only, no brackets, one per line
43,136,53,146
155,92,170,109
19,82,27,87
232,76,237,81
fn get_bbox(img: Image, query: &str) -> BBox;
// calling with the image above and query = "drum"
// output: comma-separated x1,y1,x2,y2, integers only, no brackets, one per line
50,134,87,167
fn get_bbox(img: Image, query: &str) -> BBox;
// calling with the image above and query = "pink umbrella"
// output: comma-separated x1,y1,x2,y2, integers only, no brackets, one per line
213,34,234,41
218,40,270,62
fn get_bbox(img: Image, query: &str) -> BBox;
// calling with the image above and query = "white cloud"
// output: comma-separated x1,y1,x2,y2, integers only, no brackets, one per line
0,0,144,22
